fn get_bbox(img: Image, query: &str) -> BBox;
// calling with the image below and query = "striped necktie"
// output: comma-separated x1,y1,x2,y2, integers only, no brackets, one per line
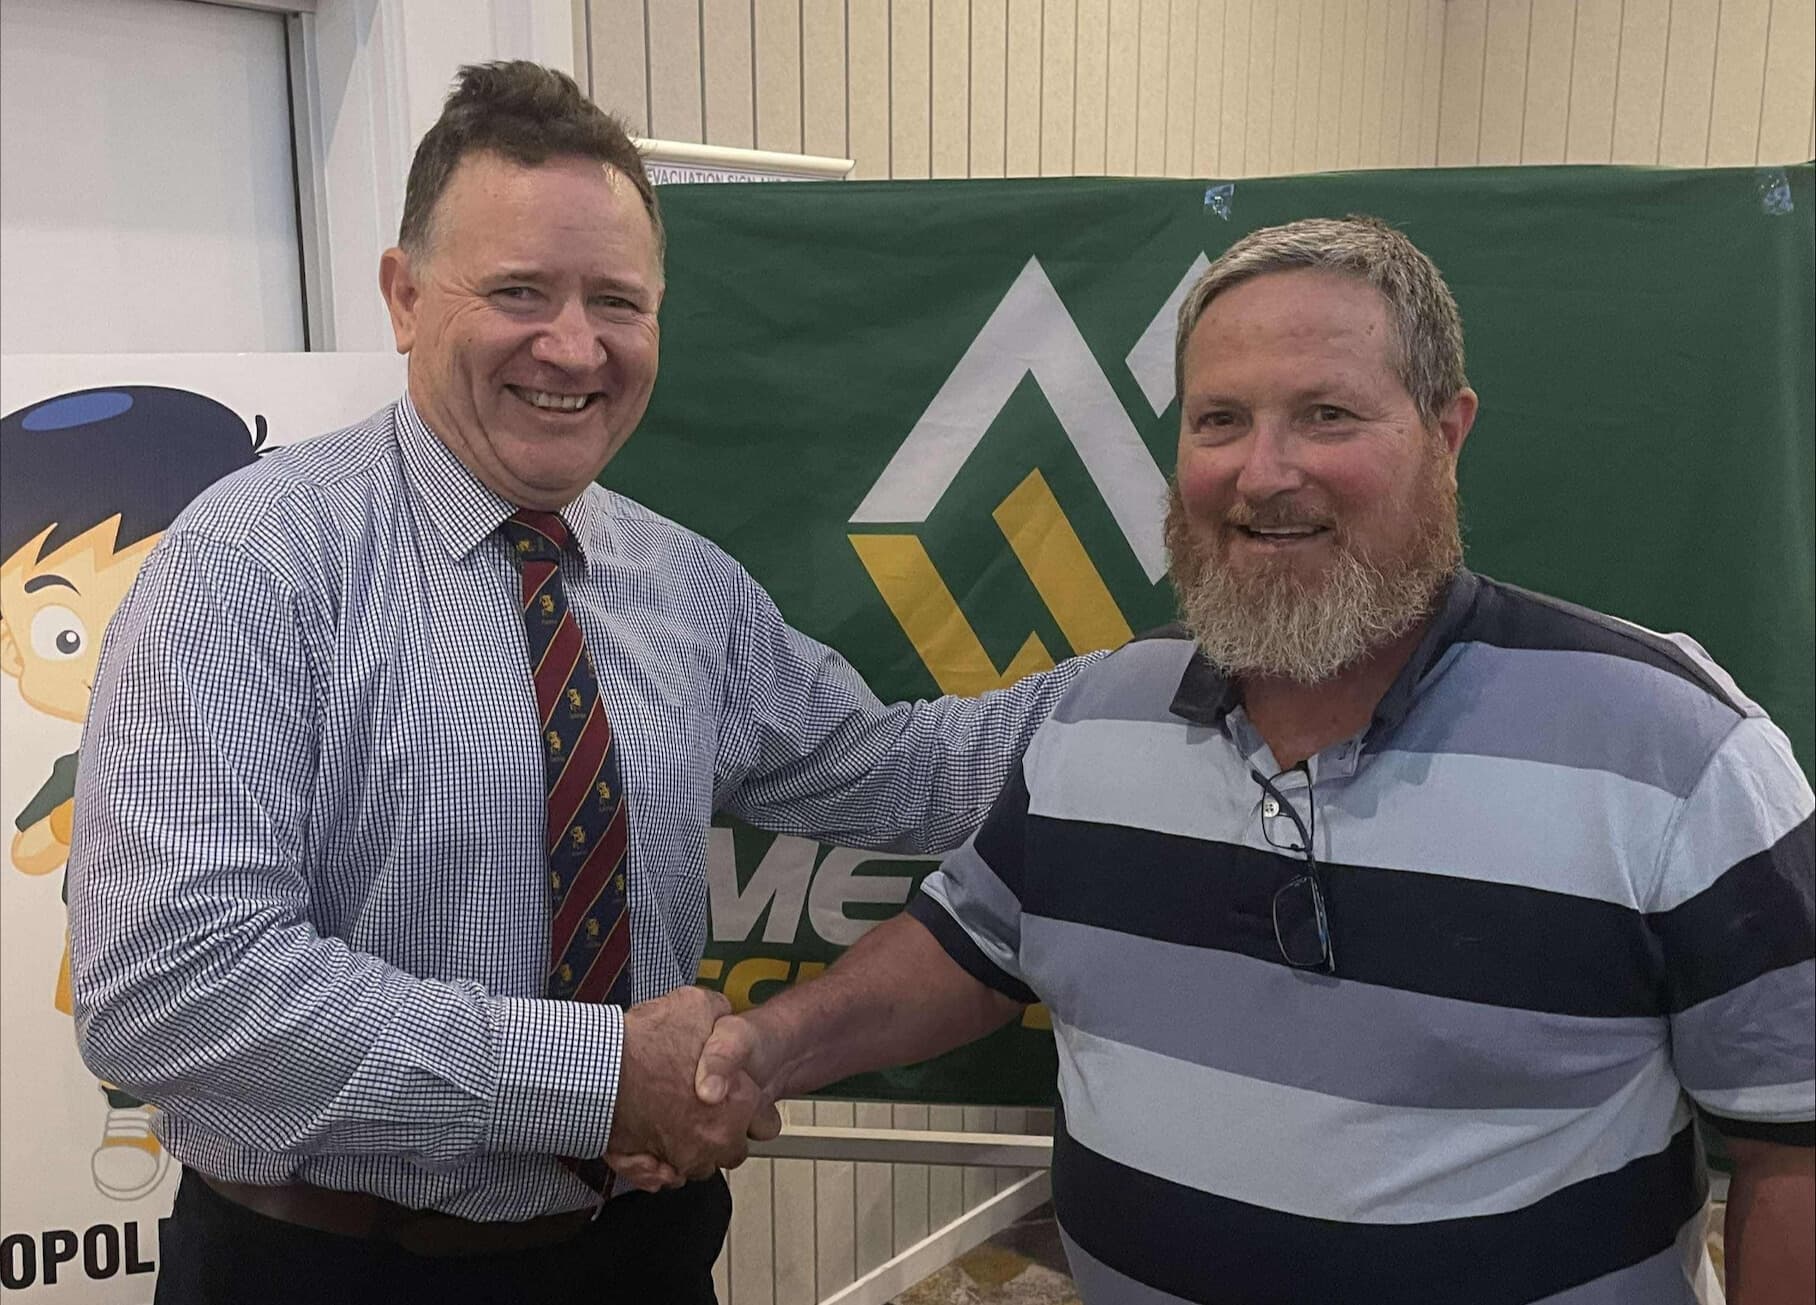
499,509,633,1009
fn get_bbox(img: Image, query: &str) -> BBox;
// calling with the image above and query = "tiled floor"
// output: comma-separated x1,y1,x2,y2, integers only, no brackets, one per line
893,1202,1730,1303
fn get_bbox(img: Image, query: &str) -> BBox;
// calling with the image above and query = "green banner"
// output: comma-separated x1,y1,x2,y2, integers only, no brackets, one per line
605,164,1816,1106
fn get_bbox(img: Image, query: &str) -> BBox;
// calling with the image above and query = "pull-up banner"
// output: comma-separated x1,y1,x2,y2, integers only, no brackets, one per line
618,163,1815,1105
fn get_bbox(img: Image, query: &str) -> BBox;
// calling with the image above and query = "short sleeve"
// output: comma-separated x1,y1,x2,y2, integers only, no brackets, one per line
1648,715,1815,1146
907,759,1038,1005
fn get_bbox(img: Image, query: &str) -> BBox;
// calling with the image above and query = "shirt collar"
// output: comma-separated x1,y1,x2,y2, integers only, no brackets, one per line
1168,568,1482,735
394,392,606,566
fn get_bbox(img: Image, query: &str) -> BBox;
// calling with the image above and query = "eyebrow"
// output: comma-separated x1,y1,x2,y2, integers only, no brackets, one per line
23,574,78,594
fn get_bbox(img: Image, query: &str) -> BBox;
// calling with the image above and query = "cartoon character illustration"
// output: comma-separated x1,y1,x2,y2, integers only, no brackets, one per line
1,386,263,1200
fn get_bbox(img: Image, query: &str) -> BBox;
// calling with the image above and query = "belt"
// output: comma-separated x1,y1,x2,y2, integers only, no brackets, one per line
199,1172,598,1258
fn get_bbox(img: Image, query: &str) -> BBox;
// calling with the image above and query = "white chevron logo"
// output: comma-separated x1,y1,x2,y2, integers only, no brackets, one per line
849,255,1208,583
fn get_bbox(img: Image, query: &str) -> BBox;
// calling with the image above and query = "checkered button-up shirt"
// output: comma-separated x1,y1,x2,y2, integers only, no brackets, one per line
68,397,1092,1220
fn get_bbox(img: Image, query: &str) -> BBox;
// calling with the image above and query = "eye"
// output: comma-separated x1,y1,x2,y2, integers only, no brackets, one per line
491,286,540,305
1312,405,1352,423
29,605,88,661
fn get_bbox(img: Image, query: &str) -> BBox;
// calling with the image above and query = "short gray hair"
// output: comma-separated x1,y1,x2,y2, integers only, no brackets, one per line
1174,215,1467,424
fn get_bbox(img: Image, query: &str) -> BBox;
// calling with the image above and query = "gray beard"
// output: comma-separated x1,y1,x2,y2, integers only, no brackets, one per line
1164,482,1462,685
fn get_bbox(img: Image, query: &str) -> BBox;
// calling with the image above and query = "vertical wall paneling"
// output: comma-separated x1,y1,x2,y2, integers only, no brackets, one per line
1105,0,1142,172
961,1104,998,1209
1076,0,1112,173
1420,0,1446,164
1565,0,1622,161
892,0,934,177
753,0,803,152
1707,0,1774,162
1521,0,1575,163
890,1103,932,1252
1269,0,1303,177
1759,0,1816,161
1193,0,1226,174
932,0,972,176
1043,0,1080,175
800,0,847,157
1244,0,1276,174
1360,0,1390,166
728,1158,776,1305
853,1100,894,1274
1338,0,1367,165
1221,0,1252,174
1477,0,1530,164
1397,0,1429,162
812,1101,857,1296
1006,0,1044,176
1611,0,1670,160
1135,0,1171,174
646,0,705,139
970,0,1010,176
772,1101,817,1305
587,0,649,132
1315,0,1344,166
1292,0,1325,169
1165,0,1199,175
847,0,889,177
1658,0,1723,163
927,1104,967,1230
1437,0,1488,164
1379,0,1410,167
702,0,756,147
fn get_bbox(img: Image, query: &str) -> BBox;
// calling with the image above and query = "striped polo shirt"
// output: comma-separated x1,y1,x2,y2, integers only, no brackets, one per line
908,569,1815,1305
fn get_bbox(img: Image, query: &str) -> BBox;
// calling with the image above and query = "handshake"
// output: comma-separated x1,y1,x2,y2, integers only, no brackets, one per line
598,985,786,1192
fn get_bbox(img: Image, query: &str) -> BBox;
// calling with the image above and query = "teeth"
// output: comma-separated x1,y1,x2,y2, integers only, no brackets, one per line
520,389,591,411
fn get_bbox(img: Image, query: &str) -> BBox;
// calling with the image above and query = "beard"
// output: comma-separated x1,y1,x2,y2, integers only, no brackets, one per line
1165,450,1463,685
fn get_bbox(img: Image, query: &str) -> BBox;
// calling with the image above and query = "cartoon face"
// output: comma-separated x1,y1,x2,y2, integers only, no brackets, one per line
1,518,160,723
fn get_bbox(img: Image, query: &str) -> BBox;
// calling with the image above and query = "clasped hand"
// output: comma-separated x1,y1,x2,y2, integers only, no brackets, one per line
601,986,778,1191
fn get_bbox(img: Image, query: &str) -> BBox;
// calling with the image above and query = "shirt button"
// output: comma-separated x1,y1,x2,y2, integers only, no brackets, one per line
1262,797,1280,818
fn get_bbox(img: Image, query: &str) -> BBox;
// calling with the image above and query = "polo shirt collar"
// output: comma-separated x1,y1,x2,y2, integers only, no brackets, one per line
395,392,605,566
1167,568,1482,735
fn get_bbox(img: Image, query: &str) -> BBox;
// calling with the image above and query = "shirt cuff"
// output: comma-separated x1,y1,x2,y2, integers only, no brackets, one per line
485,996,624,1158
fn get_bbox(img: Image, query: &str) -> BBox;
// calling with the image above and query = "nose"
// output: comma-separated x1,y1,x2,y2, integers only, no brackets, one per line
1232,419,1304,504
530,298,605,371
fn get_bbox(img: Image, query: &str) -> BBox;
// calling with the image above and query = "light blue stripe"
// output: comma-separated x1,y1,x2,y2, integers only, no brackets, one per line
1400,643,1741,797
1674,959,1816,1097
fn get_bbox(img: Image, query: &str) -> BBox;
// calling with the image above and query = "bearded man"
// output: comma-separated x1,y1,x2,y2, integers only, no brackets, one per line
675,216,1815,1305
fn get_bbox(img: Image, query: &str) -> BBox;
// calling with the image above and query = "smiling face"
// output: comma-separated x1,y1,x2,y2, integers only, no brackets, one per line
1168,267,1476,682
0,519,159,723
378,151,664,510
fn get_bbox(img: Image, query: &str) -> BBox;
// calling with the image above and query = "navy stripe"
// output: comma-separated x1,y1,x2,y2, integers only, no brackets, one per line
906,893,1037,1004
1052,1105,1703,1305
971,760,1032,899
1703,1113,1815,1147
1461,577,1745,717
1648,815,1815,1012
1023,816,1665,1018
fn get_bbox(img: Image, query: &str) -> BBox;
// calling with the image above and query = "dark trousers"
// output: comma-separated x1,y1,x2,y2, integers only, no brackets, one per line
154,1167,731,1305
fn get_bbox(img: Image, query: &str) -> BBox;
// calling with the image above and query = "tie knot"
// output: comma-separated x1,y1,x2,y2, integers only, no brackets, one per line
500,510,574,562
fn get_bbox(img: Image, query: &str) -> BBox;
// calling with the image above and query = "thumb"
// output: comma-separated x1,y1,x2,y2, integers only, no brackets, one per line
695,1015,755,1106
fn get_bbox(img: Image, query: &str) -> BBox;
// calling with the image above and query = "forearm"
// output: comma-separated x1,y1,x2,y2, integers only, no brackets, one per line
72,909,622,1166
1724,1139,1815,1305
745,913,1023,1097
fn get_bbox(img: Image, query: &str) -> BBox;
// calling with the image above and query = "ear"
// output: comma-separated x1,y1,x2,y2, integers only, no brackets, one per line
1436,387,1478,460
1,617,21,681
378,246,420,355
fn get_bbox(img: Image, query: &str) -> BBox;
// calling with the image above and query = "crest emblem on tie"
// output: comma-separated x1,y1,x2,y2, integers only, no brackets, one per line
558,963,573,983
550,872,562,893
567,688,584,712
569,826,586,849
516,538,532,554
539,594,555,616
585,918,600,939
546,730,562,753
597,782,612,803
613,872,625,893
